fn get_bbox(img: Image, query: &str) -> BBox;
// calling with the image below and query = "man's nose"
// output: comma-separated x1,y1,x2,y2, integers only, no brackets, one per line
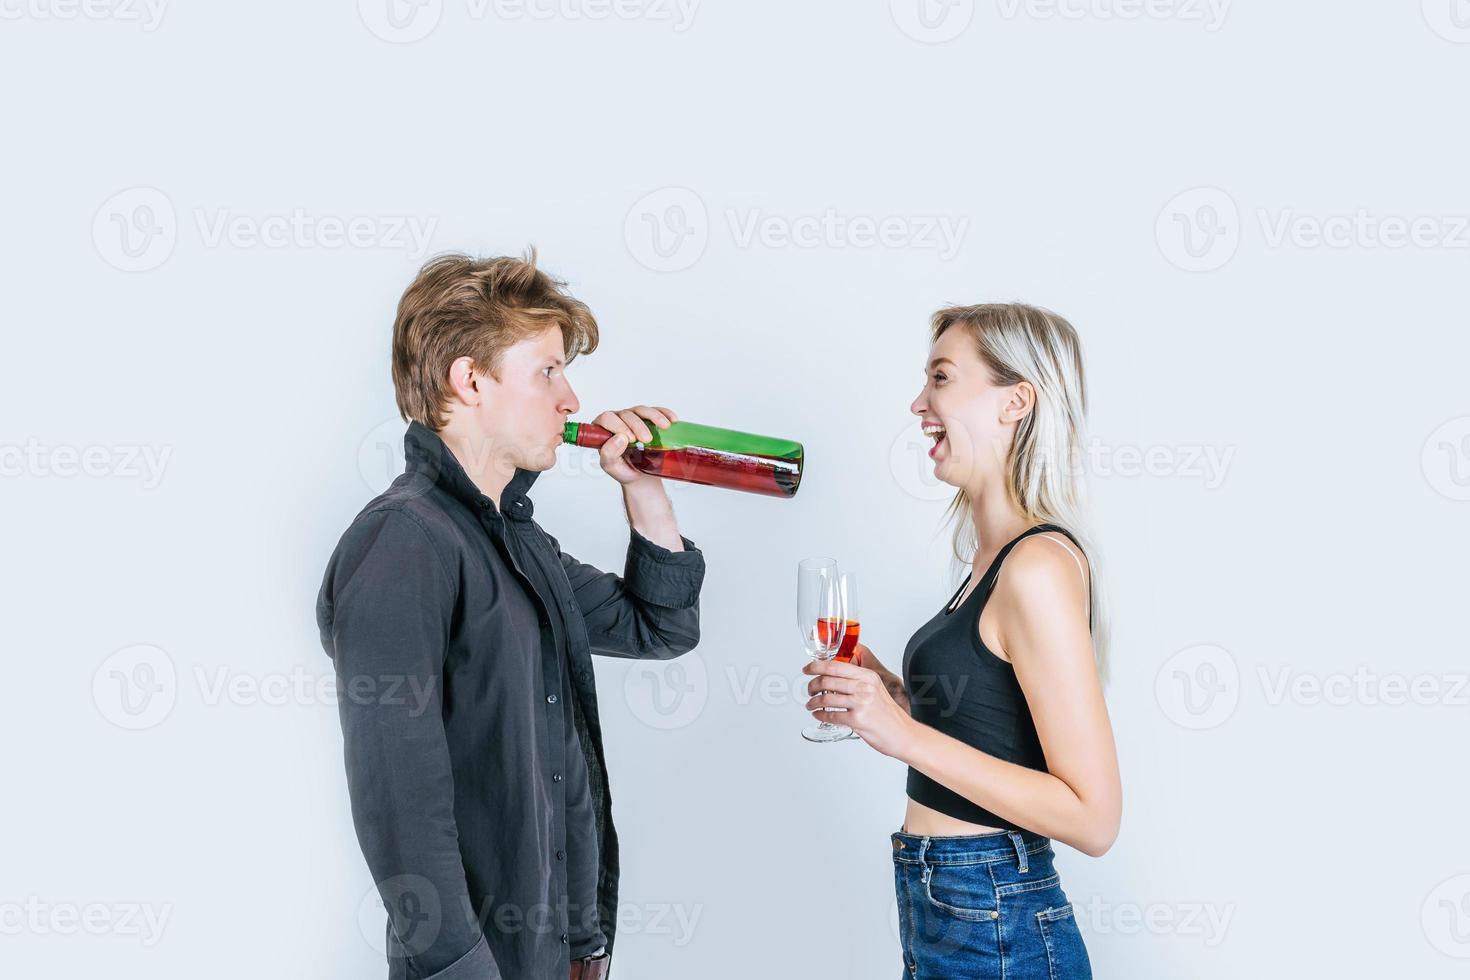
560,383,580,417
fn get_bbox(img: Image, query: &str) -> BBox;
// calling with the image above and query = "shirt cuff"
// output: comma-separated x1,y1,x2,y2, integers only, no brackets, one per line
623,527,705,609
421,935,501,980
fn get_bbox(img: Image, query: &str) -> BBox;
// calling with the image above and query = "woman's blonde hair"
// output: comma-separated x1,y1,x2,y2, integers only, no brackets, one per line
931,303,1111,680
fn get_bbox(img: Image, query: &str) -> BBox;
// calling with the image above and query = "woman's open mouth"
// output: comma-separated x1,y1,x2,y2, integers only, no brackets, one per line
922,421,946,458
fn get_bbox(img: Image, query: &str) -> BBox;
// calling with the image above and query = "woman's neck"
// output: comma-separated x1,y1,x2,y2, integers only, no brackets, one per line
968,484,1033,561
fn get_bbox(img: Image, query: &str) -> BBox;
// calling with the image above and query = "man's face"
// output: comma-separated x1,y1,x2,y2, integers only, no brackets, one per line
474,325,581,473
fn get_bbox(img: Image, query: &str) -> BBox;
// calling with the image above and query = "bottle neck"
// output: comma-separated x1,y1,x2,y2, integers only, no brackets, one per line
564,421,613,449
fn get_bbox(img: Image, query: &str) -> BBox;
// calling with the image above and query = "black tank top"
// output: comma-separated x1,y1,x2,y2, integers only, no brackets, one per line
902,523,1088,831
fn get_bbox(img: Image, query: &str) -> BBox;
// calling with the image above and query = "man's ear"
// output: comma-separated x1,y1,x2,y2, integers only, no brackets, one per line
447,355,482,407
1000,380,1035,424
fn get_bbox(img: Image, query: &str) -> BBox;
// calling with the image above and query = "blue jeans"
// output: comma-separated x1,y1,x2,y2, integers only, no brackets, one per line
892,827,1092,979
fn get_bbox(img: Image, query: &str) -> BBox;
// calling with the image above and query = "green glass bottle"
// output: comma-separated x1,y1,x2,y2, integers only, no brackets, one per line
563,419,803,498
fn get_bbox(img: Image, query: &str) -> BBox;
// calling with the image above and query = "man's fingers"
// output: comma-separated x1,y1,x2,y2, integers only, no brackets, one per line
653,406,679,424
595,411,634,439
633,405,674,430
616,410,654,443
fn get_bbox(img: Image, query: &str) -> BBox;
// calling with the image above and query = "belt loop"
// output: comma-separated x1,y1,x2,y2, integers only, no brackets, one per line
917,836,932,883
1008,831,1029,873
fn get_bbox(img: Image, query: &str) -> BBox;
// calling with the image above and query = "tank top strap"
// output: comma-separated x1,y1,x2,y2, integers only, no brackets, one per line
974,523,1079,607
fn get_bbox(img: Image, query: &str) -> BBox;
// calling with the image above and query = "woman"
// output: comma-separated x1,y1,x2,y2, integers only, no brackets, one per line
804,303,1122,979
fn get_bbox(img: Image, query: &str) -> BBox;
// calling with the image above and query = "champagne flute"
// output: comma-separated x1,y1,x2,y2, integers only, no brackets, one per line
833,571,862,740
797,557,851,742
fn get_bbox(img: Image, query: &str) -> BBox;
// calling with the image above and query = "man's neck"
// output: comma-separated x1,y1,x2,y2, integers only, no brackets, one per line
437,423,517,509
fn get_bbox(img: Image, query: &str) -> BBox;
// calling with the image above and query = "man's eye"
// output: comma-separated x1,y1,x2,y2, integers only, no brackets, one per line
543,366,554,379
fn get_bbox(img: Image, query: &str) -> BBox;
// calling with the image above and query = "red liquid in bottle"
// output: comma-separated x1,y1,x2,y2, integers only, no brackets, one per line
626,444,798,498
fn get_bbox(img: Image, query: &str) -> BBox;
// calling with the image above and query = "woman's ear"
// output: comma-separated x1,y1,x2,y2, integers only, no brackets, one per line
1000,380,1035,424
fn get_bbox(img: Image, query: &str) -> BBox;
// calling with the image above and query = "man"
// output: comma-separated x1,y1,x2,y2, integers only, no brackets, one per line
316,251,705,979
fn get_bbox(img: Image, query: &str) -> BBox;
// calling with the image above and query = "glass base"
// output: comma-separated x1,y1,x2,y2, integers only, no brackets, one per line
801,720,853,743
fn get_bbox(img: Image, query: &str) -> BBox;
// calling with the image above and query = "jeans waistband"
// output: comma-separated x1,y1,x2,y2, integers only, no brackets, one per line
891,826,1051,867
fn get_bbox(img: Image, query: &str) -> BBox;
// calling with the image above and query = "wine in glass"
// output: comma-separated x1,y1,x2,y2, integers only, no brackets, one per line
797,557,852,743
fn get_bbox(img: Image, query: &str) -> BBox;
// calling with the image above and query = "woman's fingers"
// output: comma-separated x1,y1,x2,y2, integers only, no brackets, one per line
807,674,863,697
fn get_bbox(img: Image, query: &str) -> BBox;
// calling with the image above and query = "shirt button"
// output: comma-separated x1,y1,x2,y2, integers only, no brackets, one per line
547,694,558,704
552,773,562,782
556,850,565,861
560,934,569,945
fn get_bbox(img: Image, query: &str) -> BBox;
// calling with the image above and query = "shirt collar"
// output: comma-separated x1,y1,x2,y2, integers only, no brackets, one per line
403,420,540,520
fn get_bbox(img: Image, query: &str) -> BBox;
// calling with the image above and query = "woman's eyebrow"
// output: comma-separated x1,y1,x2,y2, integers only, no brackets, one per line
927,357,955,370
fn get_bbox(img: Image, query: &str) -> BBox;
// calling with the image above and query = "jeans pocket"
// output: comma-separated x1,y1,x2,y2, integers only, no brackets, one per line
1036,903,1092,980
922,863,999,923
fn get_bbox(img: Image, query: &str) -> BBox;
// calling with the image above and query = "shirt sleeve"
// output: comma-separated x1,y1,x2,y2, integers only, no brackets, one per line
318,508,502,980
551,526,706,661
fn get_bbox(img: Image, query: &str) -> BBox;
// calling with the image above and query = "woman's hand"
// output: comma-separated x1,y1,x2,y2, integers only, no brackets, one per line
593,405,678,485
852,643,910,713
803,655,917,760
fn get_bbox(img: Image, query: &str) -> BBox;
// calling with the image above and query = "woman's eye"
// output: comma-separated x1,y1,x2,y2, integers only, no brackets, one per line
932,373,947,384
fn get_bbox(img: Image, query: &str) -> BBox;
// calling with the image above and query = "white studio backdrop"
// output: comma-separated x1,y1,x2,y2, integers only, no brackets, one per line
2,2,1468,978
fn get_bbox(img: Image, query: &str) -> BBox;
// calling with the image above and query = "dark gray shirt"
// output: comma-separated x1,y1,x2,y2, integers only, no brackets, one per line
316,422,705,980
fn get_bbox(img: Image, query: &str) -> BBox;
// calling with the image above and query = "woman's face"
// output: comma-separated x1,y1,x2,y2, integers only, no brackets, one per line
909,327,1027,492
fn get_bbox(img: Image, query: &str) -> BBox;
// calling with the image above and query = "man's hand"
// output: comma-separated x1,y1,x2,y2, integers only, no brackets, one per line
593,405,679,486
